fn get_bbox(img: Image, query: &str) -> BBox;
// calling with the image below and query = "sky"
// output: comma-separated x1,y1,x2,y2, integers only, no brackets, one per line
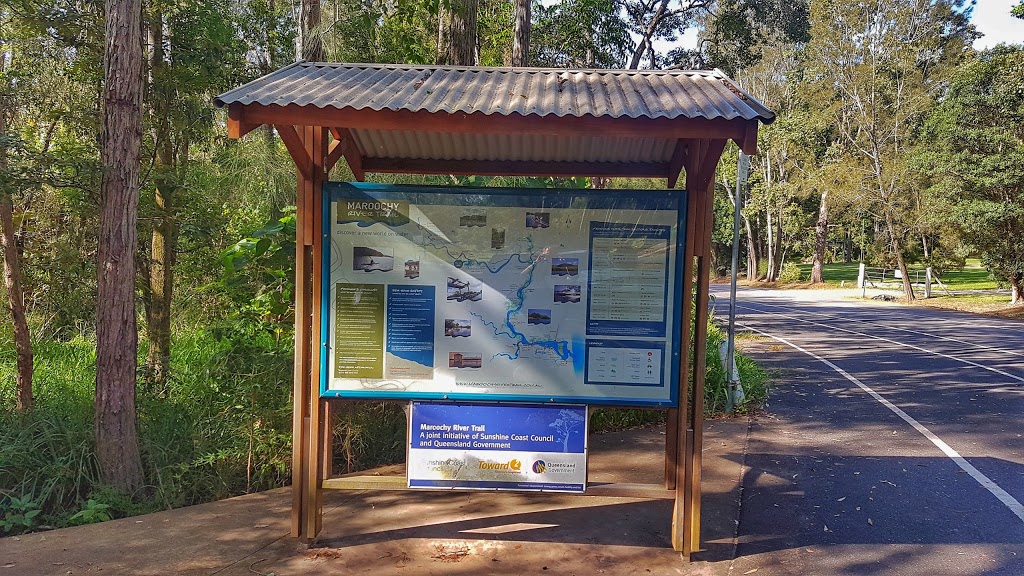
971,0,1023,49
654,0,1020,56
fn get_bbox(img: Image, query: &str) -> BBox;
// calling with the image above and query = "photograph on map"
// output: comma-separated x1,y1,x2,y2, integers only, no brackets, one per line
446,277,483,302
448,352,482,369
527,309,552,325
444,319,472,337
404,259,420,279
551,257,579,276
525,212,550,229
352,247,394,272
553,284,581,303
491,228,506,249
460,210,487,228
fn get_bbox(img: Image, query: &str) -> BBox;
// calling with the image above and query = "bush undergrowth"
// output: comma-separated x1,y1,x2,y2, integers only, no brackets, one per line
1,311,768,534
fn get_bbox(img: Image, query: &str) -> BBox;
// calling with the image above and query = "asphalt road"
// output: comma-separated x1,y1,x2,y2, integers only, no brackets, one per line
710,285,1024,576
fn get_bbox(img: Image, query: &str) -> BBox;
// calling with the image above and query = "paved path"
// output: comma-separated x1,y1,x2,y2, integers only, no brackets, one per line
713,285,1024,575
0,419,748,576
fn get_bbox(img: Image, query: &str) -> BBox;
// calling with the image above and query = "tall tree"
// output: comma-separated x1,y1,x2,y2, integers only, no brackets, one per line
0,111,33,412
803,0,975,300
511,0,530,66
144,7,174,387
1,10,34,411
96,0,145,492
142,0,238,388
532,0,631,68
919,46,1024,305
300,0,323,60
437,0,479,65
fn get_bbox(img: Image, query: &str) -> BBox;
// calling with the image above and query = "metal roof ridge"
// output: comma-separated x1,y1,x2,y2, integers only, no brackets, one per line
296,61,718,75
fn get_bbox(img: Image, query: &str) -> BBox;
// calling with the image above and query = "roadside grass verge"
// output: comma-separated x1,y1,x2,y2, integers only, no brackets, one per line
787,258,1000,291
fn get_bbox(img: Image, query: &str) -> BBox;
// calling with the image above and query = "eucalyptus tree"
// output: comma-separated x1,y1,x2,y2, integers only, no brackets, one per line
96,0,145,492
802,0,975,300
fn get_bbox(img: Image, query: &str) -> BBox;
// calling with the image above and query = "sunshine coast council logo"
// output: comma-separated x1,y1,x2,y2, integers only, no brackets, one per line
532,460,547,473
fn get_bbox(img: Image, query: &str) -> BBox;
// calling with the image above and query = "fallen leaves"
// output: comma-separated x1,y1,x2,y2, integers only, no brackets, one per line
432,543,470,562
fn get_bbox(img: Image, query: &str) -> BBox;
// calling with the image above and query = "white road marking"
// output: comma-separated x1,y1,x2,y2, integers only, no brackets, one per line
740,323,1024,524
732,299,1024,357
736,305,1024,385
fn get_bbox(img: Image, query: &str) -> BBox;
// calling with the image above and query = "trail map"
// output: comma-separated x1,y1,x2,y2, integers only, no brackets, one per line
324,183,685,406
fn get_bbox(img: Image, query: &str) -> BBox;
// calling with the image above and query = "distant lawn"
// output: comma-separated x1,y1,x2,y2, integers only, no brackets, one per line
794,259,999,291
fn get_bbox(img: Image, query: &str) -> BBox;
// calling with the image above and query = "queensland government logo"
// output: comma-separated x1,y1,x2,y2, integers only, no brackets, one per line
532,460,547,473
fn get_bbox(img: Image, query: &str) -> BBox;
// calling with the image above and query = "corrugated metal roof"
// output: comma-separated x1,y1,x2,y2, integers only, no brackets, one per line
350,130,676,163
215,62,774,124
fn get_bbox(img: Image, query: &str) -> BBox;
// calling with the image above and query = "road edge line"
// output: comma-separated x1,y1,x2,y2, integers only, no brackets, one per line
739,323,1024,524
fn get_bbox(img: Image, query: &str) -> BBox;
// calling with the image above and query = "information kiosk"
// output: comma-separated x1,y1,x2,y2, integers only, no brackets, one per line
215,62,774,557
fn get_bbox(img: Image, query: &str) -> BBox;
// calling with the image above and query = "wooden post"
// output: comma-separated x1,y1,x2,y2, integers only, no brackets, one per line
290,131,312,539
304,126,329,540
671,140,699,552
675,139,726,556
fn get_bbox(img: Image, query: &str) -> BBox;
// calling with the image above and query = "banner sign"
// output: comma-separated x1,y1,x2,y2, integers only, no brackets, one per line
407,401,587,492
321,183,686,406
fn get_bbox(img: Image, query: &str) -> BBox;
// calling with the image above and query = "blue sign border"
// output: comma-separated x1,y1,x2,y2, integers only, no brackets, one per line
320,182,687,408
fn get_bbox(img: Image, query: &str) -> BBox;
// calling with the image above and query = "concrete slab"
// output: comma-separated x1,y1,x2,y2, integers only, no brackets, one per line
0,419,748,576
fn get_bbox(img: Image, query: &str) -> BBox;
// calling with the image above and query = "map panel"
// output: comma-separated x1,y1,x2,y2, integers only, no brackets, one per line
322,183,686,406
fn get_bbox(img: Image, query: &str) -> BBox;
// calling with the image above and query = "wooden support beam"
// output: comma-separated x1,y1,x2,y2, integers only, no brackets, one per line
362,157,667,179
672,139,705,555
667,140,688,189
290,140,313,539
236,103,749,141
329,128,365,181
303,126,329,541
227,103,259,139
671,138,727,558
737,120,759,156
325,139,345,174
274,124,313,180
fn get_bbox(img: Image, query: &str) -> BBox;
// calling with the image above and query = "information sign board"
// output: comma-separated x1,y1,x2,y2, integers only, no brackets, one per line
407,401,587,492
322,183,686,406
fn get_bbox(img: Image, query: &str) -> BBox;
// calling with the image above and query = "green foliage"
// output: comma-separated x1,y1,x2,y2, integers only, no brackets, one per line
0,495,42,534
532,0,631,67
67,499,112,525
917,46,1024,300
704,316,769,414
778,261,802,283
220,211,297,339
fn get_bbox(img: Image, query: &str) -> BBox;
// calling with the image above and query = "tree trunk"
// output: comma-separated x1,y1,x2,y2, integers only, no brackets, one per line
511,0,530,66
437,0,478,65
300,0,323,61
885,210,915,302
1010,273,1023,306
145,11,176,388
771,208,783,280
97,0,145,493
745,215,758,280
810,190,828,284
765,208,776,281
1,195,33,412
627,0,670,69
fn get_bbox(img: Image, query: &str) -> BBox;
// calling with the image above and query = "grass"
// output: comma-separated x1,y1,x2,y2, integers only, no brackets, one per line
1,313,772,534
788,258,1001,291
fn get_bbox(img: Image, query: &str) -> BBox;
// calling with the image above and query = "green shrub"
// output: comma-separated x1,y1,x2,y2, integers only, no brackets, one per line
778,262,802,283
